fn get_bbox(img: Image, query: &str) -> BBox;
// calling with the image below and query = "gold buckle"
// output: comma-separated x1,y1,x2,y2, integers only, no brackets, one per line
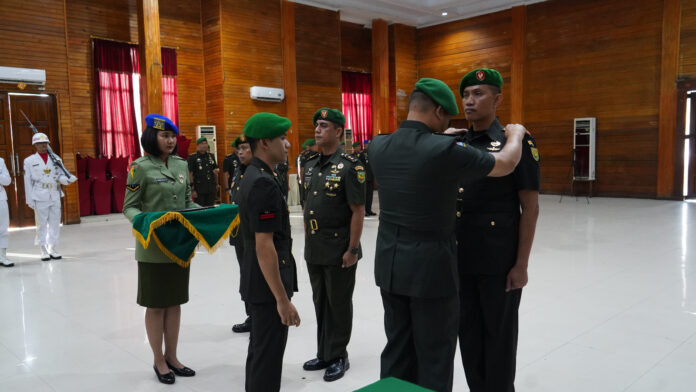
309,219,318,231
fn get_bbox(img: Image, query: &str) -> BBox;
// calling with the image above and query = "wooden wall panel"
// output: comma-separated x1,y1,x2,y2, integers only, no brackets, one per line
295,3,341,144
524,0,662,197
202,0,224,147
417,10,513,125
342,21,372,73
219,0,285,156
0,0,80,223
680,0,696,77
389,24,417,130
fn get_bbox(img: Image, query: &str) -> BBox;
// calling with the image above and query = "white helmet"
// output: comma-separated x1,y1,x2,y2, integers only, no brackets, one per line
32,133,50,145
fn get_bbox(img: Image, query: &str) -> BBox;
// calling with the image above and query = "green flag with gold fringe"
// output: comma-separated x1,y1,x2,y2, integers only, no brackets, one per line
132,204,240,267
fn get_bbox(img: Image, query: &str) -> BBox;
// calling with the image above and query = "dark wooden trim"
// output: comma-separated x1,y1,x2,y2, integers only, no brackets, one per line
282,0,299,174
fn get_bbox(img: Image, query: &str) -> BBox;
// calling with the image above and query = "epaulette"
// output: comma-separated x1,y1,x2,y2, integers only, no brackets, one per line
305,151,320,161
341,152,358,163
171,155,185,161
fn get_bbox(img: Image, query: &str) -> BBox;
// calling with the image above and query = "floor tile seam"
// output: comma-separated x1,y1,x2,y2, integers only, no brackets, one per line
620,338,693,392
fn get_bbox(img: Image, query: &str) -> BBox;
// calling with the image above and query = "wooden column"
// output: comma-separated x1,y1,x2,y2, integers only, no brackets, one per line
657,0,681,198
282,0,300,174
137,0,163,116
510,5,526,123
372,19,389,136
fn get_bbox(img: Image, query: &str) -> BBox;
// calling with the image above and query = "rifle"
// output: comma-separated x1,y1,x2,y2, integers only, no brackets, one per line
19,109,73,178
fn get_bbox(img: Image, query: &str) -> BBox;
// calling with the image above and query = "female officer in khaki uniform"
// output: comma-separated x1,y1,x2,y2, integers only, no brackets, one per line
123,114,199,385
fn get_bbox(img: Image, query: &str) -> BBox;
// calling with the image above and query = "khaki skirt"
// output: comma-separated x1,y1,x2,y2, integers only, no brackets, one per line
137,262,190,308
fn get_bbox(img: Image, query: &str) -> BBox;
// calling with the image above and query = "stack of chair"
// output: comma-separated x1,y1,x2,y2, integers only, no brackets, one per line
108,156,129,213
77,155,91,216
87,157,112,215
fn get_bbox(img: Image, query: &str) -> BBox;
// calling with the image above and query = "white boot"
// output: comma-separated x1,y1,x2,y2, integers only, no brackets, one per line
0,248,13,267
48,245,62,260
40,245,50,261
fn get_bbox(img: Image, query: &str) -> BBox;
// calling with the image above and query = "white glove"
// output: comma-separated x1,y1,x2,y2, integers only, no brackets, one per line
58,175,77,185
68,175,77,184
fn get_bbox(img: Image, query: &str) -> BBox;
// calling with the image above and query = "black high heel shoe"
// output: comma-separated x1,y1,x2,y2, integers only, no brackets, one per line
166,360,196,377
153,365,175,384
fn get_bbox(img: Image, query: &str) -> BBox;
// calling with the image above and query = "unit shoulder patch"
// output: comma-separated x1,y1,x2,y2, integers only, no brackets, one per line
530,147,539,161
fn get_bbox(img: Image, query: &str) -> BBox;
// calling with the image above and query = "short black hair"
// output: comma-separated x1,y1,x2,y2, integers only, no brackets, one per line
487,85,502,95
247,136,260,153
408,89,437,113
141,126,178,157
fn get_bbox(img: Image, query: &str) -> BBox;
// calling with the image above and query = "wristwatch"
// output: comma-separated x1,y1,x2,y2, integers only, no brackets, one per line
349,247,359,255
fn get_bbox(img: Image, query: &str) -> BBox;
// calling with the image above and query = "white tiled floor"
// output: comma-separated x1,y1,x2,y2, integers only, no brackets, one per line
0,195,694,391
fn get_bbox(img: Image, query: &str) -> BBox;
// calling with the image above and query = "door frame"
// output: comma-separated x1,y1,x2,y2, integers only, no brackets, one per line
675,79,696,199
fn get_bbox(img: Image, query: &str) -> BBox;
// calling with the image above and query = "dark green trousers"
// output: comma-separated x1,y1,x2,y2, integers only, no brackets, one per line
459,273,521,392
307,263,356,361
380,289,458,392
245,302,288,392
196,192,216,207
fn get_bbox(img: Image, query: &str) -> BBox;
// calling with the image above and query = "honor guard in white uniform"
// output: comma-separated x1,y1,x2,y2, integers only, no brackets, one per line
23,133,77,261
0,157,12,267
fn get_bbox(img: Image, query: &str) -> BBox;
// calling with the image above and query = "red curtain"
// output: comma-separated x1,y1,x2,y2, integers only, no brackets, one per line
161,48,179,127
94,39,141,160
341,72,373,144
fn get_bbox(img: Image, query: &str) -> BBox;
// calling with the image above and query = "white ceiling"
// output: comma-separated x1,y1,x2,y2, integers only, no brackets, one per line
291,0,547,28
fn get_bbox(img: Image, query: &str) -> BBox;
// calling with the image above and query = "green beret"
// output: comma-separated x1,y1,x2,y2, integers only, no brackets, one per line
243,112,292,139
312,108,346,127
301,138,316,148
459,68,503,96
196,136,207,145
233,135,249,148
352,141,360,148
414,78,459,116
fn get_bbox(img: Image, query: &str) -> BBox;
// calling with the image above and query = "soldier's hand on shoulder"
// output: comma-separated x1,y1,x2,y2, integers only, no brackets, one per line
504,124,530,139
443,127,468,135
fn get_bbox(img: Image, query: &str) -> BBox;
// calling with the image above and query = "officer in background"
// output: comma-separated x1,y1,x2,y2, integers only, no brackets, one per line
238,112,299,392
187,137,219,206
369,78,528,392
302,108,366,382
24,133,77,261
229,135,253,333
353,140,376,216
456,68,540,392
222,143,240,203
0,157,12,267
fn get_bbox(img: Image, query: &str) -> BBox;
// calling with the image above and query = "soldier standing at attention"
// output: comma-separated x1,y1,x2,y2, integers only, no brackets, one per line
222,143,240,203
368,78,529,392
24,132,77,261
238,112,300,392
353,140,376,216
456,68,540,392
297,138,318,208
187,137,219,206
301,108,366,382
229,135,253,333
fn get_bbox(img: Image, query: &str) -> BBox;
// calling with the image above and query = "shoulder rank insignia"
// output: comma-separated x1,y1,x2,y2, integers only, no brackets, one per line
126,184,140,191
527,139,535,146
530,147,539,161
342,153,358,163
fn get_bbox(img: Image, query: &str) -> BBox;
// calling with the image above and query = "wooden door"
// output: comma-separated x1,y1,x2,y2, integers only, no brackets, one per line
7,93,61,227
687,91,696,199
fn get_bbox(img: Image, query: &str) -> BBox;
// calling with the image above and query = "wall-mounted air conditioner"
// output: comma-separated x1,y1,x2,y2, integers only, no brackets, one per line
0,66,46,85
250,86,284,102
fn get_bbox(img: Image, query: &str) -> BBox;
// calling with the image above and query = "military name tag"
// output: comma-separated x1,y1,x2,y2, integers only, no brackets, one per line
155,177,169,183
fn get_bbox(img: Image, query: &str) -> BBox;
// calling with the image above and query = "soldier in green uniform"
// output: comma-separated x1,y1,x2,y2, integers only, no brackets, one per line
123,114,199,385
368,78,529,392
222,143,241,203
353,140,376,216
229,135,254,333
187,137,219,206
456,69,540,392
238,112,300,392
297,139,319,208
301,108,366,382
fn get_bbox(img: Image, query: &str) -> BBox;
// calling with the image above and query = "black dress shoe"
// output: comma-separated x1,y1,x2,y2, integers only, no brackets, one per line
303,357,330,371
153,365,175,384
166,360,196,377
365,211,377,216
232,318,251,333
323,357,349,382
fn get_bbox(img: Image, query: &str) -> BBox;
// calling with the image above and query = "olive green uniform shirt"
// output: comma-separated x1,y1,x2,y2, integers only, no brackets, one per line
303,148,366,265
123,154,199,263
